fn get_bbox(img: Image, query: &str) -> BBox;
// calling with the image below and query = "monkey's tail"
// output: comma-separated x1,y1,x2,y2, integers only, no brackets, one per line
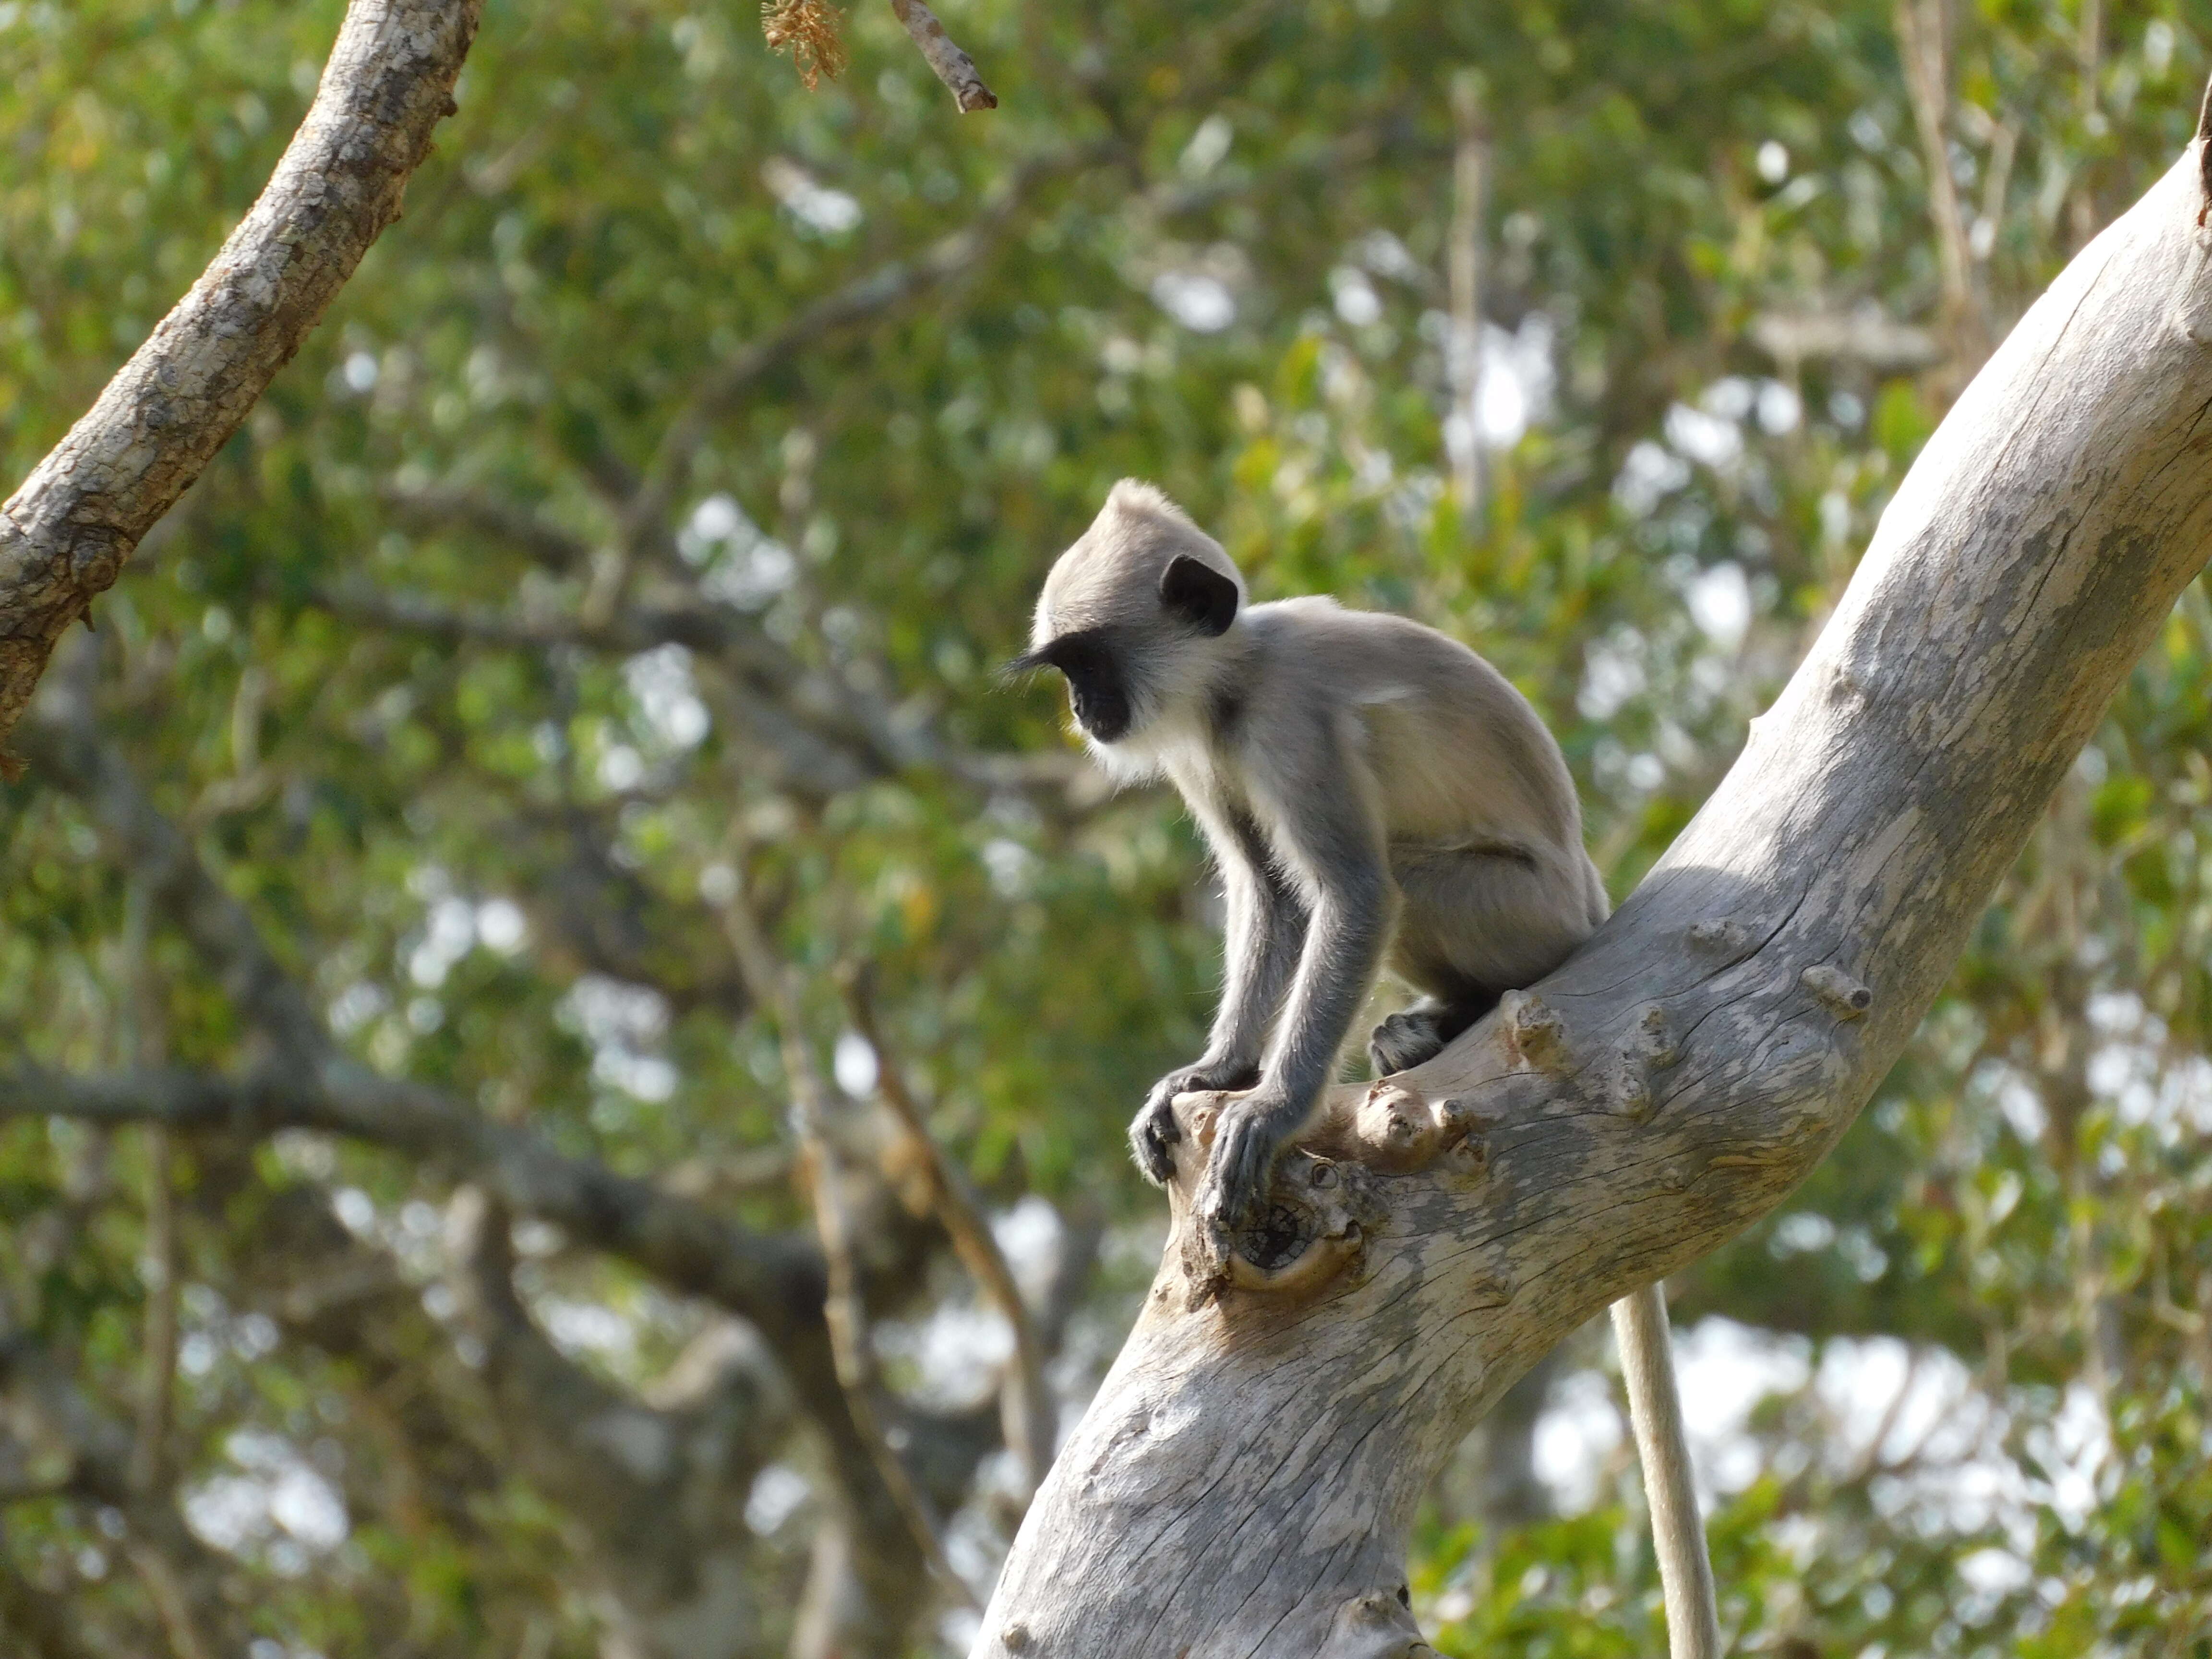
1613,1282,1723,1659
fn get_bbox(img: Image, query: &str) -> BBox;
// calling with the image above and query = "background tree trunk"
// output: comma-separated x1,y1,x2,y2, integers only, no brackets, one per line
974,132,2212,1659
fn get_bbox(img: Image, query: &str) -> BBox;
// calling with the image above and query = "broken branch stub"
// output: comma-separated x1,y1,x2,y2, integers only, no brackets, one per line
974,128,2212,1657
889,0,998,112
0,0,482,768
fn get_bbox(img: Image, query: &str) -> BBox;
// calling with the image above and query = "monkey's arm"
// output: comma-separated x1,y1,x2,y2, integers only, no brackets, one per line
1130,805,1309,1184
1202,804,1312,1072
1198,724,1394,1234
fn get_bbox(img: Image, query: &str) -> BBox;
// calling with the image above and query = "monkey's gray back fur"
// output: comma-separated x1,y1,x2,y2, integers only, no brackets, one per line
1214,593,1607,931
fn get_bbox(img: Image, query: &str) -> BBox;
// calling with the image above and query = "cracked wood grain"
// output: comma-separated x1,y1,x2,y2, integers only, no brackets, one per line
975,133,2212,1658
0,0,481,766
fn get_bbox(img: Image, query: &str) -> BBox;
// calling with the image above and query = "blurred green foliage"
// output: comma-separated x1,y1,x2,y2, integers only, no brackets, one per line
2,0,2211,1652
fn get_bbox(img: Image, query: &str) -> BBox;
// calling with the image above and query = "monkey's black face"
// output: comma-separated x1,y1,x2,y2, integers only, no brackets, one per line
1012,629,1133,743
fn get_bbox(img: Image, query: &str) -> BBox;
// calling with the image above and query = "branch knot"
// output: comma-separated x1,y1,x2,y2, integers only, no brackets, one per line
1801,963,1873,1019
1501,990,1569,1071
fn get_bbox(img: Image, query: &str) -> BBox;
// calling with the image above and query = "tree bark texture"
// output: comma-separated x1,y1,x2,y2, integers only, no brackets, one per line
974,136,2212,1658
0,0,481,761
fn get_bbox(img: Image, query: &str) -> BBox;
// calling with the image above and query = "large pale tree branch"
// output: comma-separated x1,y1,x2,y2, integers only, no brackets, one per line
977,129,2212,1657
0,0,481,760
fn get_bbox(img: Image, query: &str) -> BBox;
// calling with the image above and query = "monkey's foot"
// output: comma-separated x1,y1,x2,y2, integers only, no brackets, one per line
1189,1088,1309,1263
1196,1110,1269,1236
1369,1007,1452,1074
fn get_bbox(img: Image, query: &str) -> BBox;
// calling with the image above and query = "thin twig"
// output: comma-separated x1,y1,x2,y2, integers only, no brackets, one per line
1894,0,1986,368
1448,71,1488,533
118,878,179,1499
122,1543,216,1659
842,970,1055,1497
379,479,592,573
889,0,997,111
309,578,1098,807
130,1127,180,1497
709,866,979,1609
1975,120,2017,263
2071,0,2103,247
1841,1344,1923,1486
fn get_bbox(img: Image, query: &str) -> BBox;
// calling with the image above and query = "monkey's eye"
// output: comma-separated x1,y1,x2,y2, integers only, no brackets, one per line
1048,633,1111,681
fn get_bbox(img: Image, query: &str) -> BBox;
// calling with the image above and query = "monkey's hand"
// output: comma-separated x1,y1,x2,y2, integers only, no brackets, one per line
1193,1085,1308,1244
1130,1058,1260,1185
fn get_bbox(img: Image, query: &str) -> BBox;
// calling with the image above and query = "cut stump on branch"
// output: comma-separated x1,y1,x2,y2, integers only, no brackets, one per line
890,0,998,111
974,122,2212,1658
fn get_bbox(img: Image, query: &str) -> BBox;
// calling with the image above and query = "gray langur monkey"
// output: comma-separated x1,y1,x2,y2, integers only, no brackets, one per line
1017,478,1606,1211
1016,479,1721,1659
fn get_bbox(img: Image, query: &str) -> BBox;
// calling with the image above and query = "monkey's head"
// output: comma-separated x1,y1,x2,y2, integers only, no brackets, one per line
1011,480,1245,754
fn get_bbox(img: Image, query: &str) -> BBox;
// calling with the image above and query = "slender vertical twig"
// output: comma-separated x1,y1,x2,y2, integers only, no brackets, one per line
130,1131,178,1491
121,1544,215,1659
1448,71,1489,535
119,879,179,1501
1895,0,1986,369
709,866,978,1609
2071,0,2103,248
842,970,1055,1499
1975,120,2017,264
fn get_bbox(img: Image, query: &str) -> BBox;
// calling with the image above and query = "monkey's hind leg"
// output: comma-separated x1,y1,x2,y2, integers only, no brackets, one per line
1368,991,1495,1076
1369,848,1592,1076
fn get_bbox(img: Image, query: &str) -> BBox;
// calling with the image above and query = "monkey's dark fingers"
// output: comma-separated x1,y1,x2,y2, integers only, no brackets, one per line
1130,1126,1175,1185
1128,1097,1180,1186
1199,1112,1278,1232
1145,1083,1187,1135
1369,1008,1449,1076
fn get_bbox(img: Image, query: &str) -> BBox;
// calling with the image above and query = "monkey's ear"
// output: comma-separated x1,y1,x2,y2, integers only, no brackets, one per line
1159,555,1239,637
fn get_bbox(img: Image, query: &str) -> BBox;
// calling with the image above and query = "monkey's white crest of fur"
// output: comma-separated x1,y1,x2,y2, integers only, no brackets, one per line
1106,476,1196,524
1031,480,1245,648
1029,481,1249,772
